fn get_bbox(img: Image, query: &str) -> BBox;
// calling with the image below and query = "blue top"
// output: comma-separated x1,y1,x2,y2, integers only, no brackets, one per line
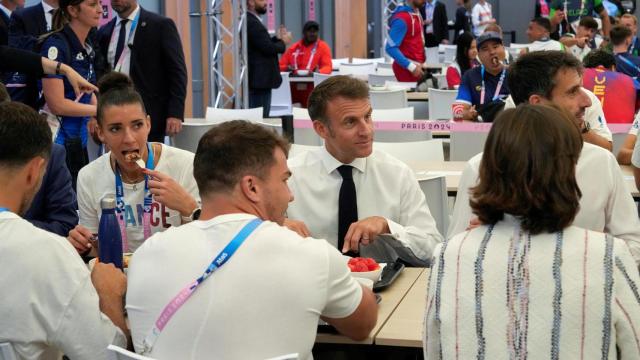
385,5,416,69
456,66,510,106
614,53,640,81
39,25,95,147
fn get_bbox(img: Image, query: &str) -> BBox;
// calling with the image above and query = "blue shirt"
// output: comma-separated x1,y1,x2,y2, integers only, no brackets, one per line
614,53,640,81
39,25,96,147
456,66,510,107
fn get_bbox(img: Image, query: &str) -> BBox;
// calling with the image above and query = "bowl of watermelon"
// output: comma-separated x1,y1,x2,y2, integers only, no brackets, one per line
347,257,382,282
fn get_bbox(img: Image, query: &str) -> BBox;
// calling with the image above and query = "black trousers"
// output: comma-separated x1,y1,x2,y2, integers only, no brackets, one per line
249,88,272,118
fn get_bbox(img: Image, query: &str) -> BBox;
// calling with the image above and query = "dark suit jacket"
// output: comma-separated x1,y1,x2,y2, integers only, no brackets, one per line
25,144,79,237
247,12,285,90
97,8,187,138
420,1,449,44
8,2,47,50
0,10,9,46
0,45,42,74
453,6,471,44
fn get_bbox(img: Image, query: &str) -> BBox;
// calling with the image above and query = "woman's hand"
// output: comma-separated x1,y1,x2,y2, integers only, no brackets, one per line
143,168,197,217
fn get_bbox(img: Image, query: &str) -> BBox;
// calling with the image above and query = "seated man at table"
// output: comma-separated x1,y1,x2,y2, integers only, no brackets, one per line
525,17,565,53
285,75,443,263
448,50,640,264
452,31,510,122
279,20,332,107
0,102,128,359
126,120,377,359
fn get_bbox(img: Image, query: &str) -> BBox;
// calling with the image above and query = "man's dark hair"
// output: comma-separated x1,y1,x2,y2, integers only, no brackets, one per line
307,75,369,125
508,50,583,105
579,16,599,30
0,102,52,168
471,104,583,234
0,84,9,104
531,17,552,33
194,120,290,196
611,24,633,46
583,50,617,69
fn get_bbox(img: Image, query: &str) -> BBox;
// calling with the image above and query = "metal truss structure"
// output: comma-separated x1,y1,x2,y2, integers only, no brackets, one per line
207,0,248,109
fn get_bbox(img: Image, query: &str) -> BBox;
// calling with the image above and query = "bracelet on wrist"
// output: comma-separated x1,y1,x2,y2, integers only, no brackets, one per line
55,62,63,75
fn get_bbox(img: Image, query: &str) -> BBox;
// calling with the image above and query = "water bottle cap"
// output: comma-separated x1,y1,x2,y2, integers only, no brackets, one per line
100,196,116,209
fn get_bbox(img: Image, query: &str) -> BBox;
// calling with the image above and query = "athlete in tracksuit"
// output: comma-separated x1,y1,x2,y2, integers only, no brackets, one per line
385,1,427,82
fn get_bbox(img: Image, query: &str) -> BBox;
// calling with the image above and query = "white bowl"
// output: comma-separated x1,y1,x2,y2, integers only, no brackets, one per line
351,267,382,282
355,277,374,289
296,70,310,76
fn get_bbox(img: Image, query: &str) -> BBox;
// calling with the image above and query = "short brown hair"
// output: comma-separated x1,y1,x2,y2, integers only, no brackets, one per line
470,105,583,234
307,75,369,125
611,24,632,46
578,16,598,31
621,13,637,25
194,120,290,196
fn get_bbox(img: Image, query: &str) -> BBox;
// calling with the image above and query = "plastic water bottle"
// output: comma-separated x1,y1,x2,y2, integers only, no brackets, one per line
98,196,123,270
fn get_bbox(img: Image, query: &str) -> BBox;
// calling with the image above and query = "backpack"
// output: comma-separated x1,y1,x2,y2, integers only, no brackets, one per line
3,30,71,110
415,70,439,92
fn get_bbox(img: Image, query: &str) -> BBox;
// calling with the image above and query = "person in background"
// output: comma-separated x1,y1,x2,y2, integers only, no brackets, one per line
536,0,567,39
582,49,637,124
420,0,448,47
0,101,128,359
285,76,443,262
39,0,100,189
96,0,188,143
449,51,638,262
525,17,565,52
425,104,640,359
560,16,601,60
453,0,472,44
278,20,331,107
551,0,611,41
611,24,640,80
246,0,291,118
0,0,25,45
67,72,199,255
452,31,509,121
446,32,478,89
617,113,640,164
619,13,640,56
471,0,495,37
126,120,378,358
385,0,427,82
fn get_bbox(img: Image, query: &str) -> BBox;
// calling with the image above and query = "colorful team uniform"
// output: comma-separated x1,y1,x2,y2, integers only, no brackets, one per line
583,67,637,123
385,5,426,82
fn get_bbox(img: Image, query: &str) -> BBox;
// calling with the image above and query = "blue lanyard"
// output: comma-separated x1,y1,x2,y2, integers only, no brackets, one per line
141,218,263,355
114,142,154,249
480,66,506,105
630,37,638,55
617,54,640,76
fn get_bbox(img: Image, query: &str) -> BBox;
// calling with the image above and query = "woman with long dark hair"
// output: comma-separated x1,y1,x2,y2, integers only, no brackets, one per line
39,0,100,186
445,31,478,89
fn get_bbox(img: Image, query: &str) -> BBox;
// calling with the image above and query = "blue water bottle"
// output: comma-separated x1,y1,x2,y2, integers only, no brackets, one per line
98,196,123,270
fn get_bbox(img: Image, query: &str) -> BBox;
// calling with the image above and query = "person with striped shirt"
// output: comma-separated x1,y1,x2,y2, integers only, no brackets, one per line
425,104,640,359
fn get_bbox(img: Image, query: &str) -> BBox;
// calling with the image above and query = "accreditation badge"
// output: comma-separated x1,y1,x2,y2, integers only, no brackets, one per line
47,46,58,60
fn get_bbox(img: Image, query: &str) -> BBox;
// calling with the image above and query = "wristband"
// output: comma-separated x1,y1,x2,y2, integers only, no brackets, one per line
55,62,63,75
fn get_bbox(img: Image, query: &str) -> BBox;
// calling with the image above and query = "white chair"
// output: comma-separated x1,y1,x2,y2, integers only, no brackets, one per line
289,143,321,158
172,122,216,153
425,47,440,64
507,43,529,61
205,107,263,123
264,354,300,360
292,107,311,120
371,107,414,121
433,73,448,89
257,119,283,136
377,62,393,69
370,89,408,109
313,72,333,87
87,133,103,163
352,57,386,64
376,67,395,76
269,72,292,117
384,80,415,91
443,45,457,63
373,139,443,163
450,130,490,161
331,57,349,70
417,175,449,238
107,344,157,360
427,88,457,120
291,108,322,145
368,73,396,87
339,63,377,76
0,343,16,360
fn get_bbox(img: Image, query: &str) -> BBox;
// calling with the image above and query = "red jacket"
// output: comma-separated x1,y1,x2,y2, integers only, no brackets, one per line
279,39,332,74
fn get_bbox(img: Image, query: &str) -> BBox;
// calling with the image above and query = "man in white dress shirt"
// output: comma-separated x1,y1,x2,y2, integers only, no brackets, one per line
285,75,443,262
449,51,640,264
0,102,128,359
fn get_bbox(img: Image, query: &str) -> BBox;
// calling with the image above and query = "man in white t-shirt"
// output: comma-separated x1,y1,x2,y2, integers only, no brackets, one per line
0,102,128,359
471,0,495,36
126,120,377,359
284,75,443,263
617,113,639,165
449,51,640,264
525,17,565,52
560,16,601,61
